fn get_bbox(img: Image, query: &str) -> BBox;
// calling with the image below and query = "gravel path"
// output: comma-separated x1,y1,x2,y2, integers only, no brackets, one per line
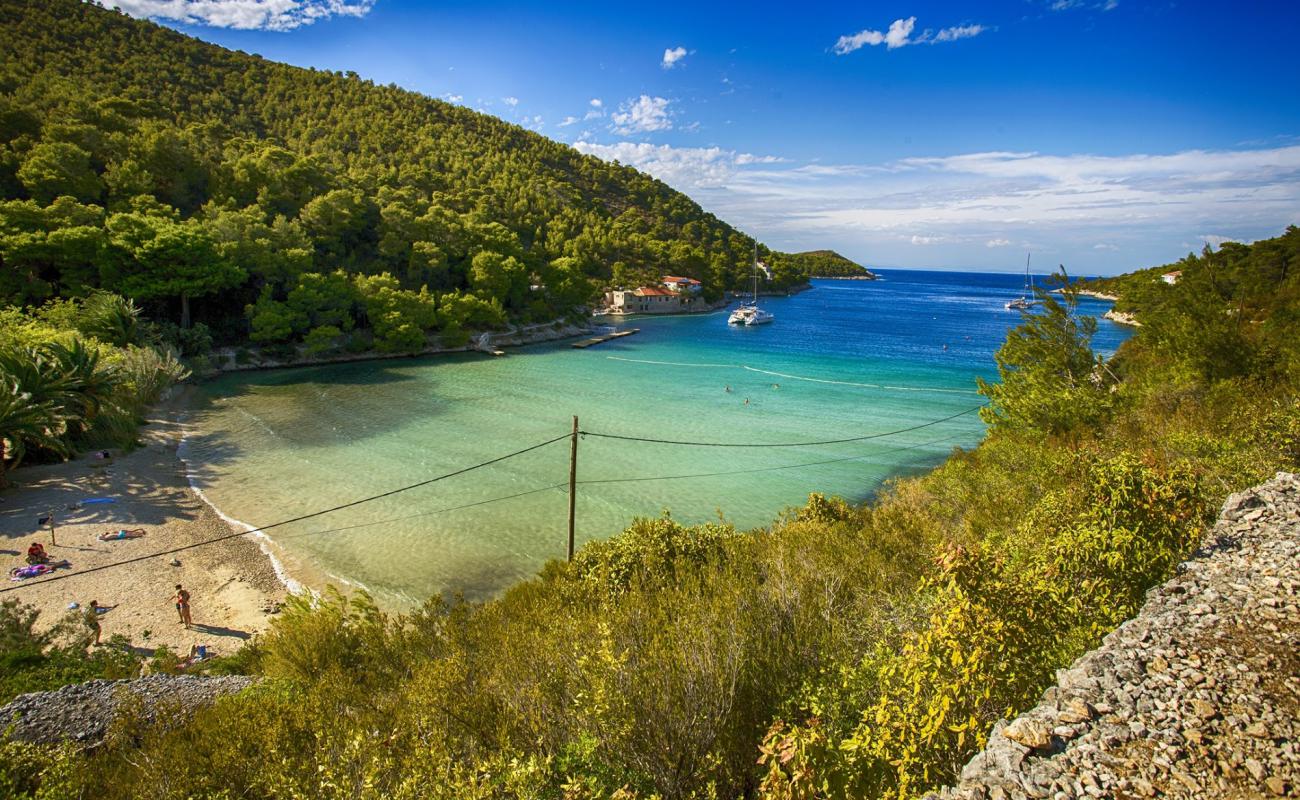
0,675,255,745
928,472,1300,800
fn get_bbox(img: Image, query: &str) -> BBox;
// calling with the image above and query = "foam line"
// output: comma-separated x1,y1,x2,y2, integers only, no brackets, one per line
177,433,307,596
605,356,982,396
605,356,738,369
740,366,981,395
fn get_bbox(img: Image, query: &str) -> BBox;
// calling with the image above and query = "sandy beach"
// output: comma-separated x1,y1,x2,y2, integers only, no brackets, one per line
0,399,288,656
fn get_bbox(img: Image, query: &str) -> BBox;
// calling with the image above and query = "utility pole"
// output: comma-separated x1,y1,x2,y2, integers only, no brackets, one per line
567,415,578,561
40,509,56,546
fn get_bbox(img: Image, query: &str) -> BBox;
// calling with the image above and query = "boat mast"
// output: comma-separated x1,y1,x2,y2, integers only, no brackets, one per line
752,243,759,304
1025,253,1032,295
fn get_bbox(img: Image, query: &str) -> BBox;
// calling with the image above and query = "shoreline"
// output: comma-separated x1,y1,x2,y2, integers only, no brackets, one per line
0,398,287,655
208,320,594,375
1055,287,1119,301
174,431,304,597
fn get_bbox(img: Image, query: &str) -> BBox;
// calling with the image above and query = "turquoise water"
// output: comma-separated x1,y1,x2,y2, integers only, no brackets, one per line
184,272,1131,606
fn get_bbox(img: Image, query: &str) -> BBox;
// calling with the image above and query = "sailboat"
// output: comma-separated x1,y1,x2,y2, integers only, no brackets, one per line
728,246,775,325
1005,254,1036,311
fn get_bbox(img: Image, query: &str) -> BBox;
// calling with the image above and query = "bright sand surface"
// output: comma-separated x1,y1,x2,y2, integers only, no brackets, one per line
0,400,286,656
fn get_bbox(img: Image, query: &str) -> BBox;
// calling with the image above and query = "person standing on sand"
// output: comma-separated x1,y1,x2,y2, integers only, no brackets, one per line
173,584,192,628
84,600,102,646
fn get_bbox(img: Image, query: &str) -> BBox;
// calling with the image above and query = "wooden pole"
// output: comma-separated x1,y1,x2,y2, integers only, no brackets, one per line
48,510,56,547
567,415,578,561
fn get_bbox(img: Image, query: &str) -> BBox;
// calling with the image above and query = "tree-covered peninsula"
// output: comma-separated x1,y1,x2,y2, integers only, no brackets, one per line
0,0,814,357
782,249,876,278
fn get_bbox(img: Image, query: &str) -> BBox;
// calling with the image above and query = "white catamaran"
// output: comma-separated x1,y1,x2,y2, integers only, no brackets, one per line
1005,254,1036,311
729,247,775,326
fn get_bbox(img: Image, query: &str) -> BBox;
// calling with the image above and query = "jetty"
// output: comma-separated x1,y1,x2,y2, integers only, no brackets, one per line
572,329,639,349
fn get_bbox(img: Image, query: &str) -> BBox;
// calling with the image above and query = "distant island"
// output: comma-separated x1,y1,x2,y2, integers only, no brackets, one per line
780,249,878,279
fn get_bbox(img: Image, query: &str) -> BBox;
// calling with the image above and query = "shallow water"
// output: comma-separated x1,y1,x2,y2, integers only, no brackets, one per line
184,272,1131,606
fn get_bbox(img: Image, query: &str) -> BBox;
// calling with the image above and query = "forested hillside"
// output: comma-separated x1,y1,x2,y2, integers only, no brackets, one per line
0,0,806,353
780,249,876,278
1081,228,1299,339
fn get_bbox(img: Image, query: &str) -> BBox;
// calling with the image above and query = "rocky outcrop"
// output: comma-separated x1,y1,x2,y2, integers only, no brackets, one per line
0,675,255,746
928,472,1300,799
1103,309,1140,326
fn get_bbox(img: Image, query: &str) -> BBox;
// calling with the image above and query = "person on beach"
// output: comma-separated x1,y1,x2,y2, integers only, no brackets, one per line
84,600,104,645
99,528,146,541
173,584,192,628
26,541,49,564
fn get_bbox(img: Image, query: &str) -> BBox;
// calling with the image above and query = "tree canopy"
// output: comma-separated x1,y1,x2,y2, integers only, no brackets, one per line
0,0,813,348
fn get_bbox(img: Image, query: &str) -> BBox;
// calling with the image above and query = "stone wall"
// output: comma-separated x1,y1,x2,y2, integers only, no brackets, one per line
927,472,1299,799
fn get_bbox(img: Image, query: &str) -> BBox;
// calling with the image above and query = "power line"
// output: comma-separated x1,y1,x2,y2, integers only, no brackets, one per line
571,434,958,487
3,403,986,591
578,405,983,448
279,436,960,540
2,433,570,594
279,482,568,540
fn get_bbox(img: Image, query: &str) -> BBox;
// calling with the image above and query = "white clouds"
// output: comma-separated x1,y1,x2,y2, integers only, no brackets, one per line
1199,234,1236,249
502,96,519,107
1050,0,1119,10
573,141,783,189
590,98,603,108
574,139,1300,269
101,0,374,31
611,95,673,134
833,16,986,54
558,116,579,127
834,17,913,53
933,24,986,43
662,46,689,69
442,93,462,103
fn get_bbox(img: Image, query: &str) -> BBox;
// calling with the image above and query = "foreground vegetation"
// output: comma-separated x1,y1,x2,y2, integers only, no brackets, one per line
0,0,822,361
3,226,1296,797
0,292,188,485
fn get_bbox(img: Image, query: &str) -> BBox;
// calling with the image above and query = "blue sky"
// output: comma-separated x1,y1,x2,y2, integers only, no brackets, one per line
108,1,1300,274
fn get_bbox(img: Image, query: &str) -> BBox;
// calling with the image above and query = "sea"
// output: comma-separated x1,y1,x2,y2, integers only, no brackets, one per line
181,271,1132,607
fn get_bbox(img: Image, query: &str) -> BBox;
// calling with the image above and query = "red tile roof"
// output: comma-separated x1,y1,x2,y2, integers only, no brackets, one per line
662,275,701,284
633,286,674,296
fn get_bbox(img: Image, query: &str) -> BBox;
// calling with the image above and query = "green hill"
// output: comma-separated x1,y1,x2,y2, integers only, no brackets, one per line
0,0,811,351
778,249,876,278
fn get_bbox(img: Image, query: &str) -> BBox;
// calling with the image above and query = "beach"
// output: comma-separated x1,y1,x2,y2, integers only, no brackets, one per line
0,397,288,656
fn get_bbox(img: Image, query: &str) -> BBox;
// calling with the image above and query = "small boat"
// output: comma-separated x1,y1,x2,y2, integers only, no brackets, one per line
1006,254,1036,310
729,246,775,326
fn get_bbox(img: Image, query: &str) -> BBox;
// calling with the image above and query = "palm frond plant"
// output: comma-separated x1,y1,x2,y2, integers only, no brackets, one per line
0,378,69,486
77,292,151,348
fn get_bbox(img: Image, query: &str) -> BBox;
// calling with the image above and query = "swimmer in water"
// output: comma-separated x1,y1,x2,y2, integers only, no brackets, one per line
725,385,732,393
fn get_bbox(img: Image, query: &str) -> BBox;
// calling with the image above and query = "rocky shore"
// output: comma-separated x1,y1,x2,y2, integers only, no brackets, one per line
1103,309,1140,326
209,319,592,373
927,472,1300,799
0,675,256,746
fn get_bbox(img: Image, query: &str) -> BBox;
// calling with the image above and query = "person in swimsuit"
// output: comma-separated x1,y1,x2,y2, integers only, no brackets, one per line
85,600,103,645
173,584,192,628
26,542,49,564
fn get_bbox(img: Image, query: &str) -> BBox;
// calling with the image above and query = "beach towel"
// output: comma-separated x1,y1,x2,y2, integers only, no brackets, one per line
9,560,70,580
99,528,145,541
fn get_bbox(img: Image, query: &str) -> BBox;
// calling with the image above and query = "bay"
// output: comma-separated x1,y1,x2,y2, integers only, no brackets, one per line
183,271,1131,606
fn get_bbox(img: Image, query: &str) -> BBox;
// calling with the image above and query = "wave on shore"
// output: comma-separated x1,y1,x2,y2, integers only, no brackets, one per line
175,432,307,597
